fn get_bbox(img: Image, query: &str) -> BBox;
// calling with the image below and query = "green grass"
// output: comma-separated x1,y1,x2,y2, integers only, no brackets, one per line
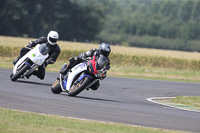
170,96,200,108
0,108,186,133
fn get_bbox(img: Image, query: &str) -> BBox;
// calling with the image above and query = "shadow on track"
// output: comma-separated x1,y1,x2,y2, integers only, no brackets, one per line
57,93,125,103
76,95,124,103
16,80,52,86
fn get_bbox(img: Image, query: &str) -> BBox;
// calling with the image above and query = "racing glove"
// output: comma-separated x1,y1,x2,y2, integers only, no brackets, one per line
94,50,100,56
79,53,86,59
44,61,48,67
26,41,35,48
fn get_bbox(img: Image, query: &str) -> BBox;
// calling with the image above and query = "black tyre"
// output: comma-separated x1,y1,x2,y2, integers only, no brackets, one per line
68,76,91,97
51,79,62,94
11,64,30,81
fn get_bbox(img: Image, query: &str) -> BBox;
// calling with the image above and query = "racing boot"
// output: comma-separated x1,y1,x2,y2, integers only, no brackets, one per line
25,73,32,79
32,70,45,80
59,63,68,76
90,81,100,91
12,56,20,65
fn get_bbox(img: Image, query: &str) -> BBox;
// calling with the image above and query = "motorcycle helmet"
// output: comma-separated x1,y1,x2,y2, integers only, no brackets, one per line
99,43,111,57
47,31,59,45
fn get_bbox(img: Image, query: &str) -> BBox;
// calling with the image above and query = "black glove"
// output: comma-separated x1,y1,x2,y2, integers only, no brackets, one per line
26,41,35,48
44,60,48,67
26,44,32,48
79,53,86,59
94,50,100,56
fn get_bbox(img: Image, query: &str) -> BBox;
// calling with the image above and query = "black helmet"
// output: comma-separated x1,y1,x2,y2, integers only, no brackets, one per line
99,43,111,57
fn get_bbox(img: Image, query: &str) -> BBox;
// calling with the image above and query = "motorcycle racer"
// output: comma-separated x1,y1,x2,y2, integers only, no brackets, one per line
60,43,111,90
12,31,61,80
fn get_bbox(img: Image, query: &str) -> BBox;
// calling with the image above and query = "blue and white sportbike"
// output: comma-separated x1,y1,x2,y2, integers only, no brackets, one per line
51,55,108,96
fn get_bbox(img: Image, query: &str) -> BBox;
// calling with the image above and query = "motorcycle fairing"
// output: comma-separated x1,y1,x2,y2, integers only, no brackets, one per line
87,56,98,74
13,44,48,75
28,45,48,66
62,78,68,91
87,56,106,78
65,63,87,92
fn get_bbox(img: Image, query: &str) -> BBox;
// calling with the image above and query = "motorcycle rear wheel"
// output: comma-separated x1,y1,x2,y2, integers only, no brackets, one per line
11,64,30,81
68,76,91,97
51,79,62,94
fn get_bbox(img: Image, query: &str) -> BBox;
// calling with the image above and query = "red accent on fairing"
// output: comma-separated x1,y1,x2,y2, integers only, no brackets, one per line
89,56,97,74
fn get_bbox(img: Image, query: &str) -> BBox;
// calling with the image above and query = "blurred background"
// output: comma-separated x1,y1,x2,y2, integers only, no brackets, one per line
1,0,200,52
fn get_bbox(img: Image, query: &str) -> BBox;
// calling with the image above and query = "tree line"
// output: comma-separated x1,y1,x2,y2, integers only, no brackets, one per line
113,0,200,40
0,0,104,42
1,0,200,51
95,0,200,51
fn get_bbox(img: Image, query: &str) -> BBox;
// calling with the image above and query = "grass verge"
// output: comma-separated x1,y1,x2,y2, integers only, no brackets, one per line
170,96,200,108
0,108,186,133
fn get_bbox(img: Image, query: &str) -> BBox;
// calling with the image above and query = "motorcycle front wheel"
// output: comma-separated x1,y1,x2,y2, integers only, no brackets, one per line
11,64,30,81
51,78,62,94
68,76,91,97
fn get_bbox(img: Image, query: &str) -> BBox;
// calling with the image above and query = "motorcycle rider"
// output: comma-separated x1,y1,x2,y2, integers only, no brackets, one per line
12,31,61,80
60,42,111,90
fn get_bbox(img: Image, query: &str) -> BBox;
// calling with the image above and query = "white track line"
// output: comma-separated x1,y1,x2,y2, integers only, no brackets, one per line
146,97,200,113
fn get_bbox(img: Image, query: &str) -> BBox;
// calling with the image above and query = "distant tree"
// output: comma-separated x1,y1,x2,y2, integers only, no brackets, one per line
178,1,193,22
191,1,200,22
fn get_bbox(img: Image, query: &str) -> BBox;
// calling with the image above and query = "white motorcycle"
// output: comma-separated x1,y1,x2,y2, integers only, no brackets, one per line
51,55,108,96
10,43,49,81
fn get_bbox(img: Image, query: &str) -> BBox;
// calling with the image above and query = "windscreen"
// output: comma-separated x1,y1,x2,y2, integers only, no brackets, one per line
96,54,108,70
39,43,49,55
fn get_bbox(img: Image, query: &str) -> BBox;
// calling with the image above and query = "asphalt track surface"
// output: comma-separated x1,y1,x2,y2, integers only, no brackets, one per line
1,69,200,132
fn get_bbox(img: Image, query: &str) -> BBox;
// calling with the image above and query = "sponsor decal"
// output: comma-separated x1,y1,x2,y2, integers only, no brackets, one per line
79,63,85,68
75,63,85,70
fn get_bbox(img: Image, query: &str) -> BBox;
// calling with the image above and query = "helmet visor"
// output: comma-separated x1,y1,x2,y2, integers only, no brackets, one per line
96,55,108,70
49,37,57,43
100,50,110,57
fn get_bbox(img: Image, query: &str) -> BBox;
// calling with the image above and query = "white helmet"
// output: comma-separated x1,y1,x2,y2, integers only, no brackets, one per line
47,31,59,45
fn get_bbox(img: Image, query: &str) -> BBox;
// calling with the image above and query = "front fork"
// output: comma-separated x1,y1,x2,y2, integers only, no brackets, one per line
16,58,37,78
23,63,38,77
59,74,67,92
